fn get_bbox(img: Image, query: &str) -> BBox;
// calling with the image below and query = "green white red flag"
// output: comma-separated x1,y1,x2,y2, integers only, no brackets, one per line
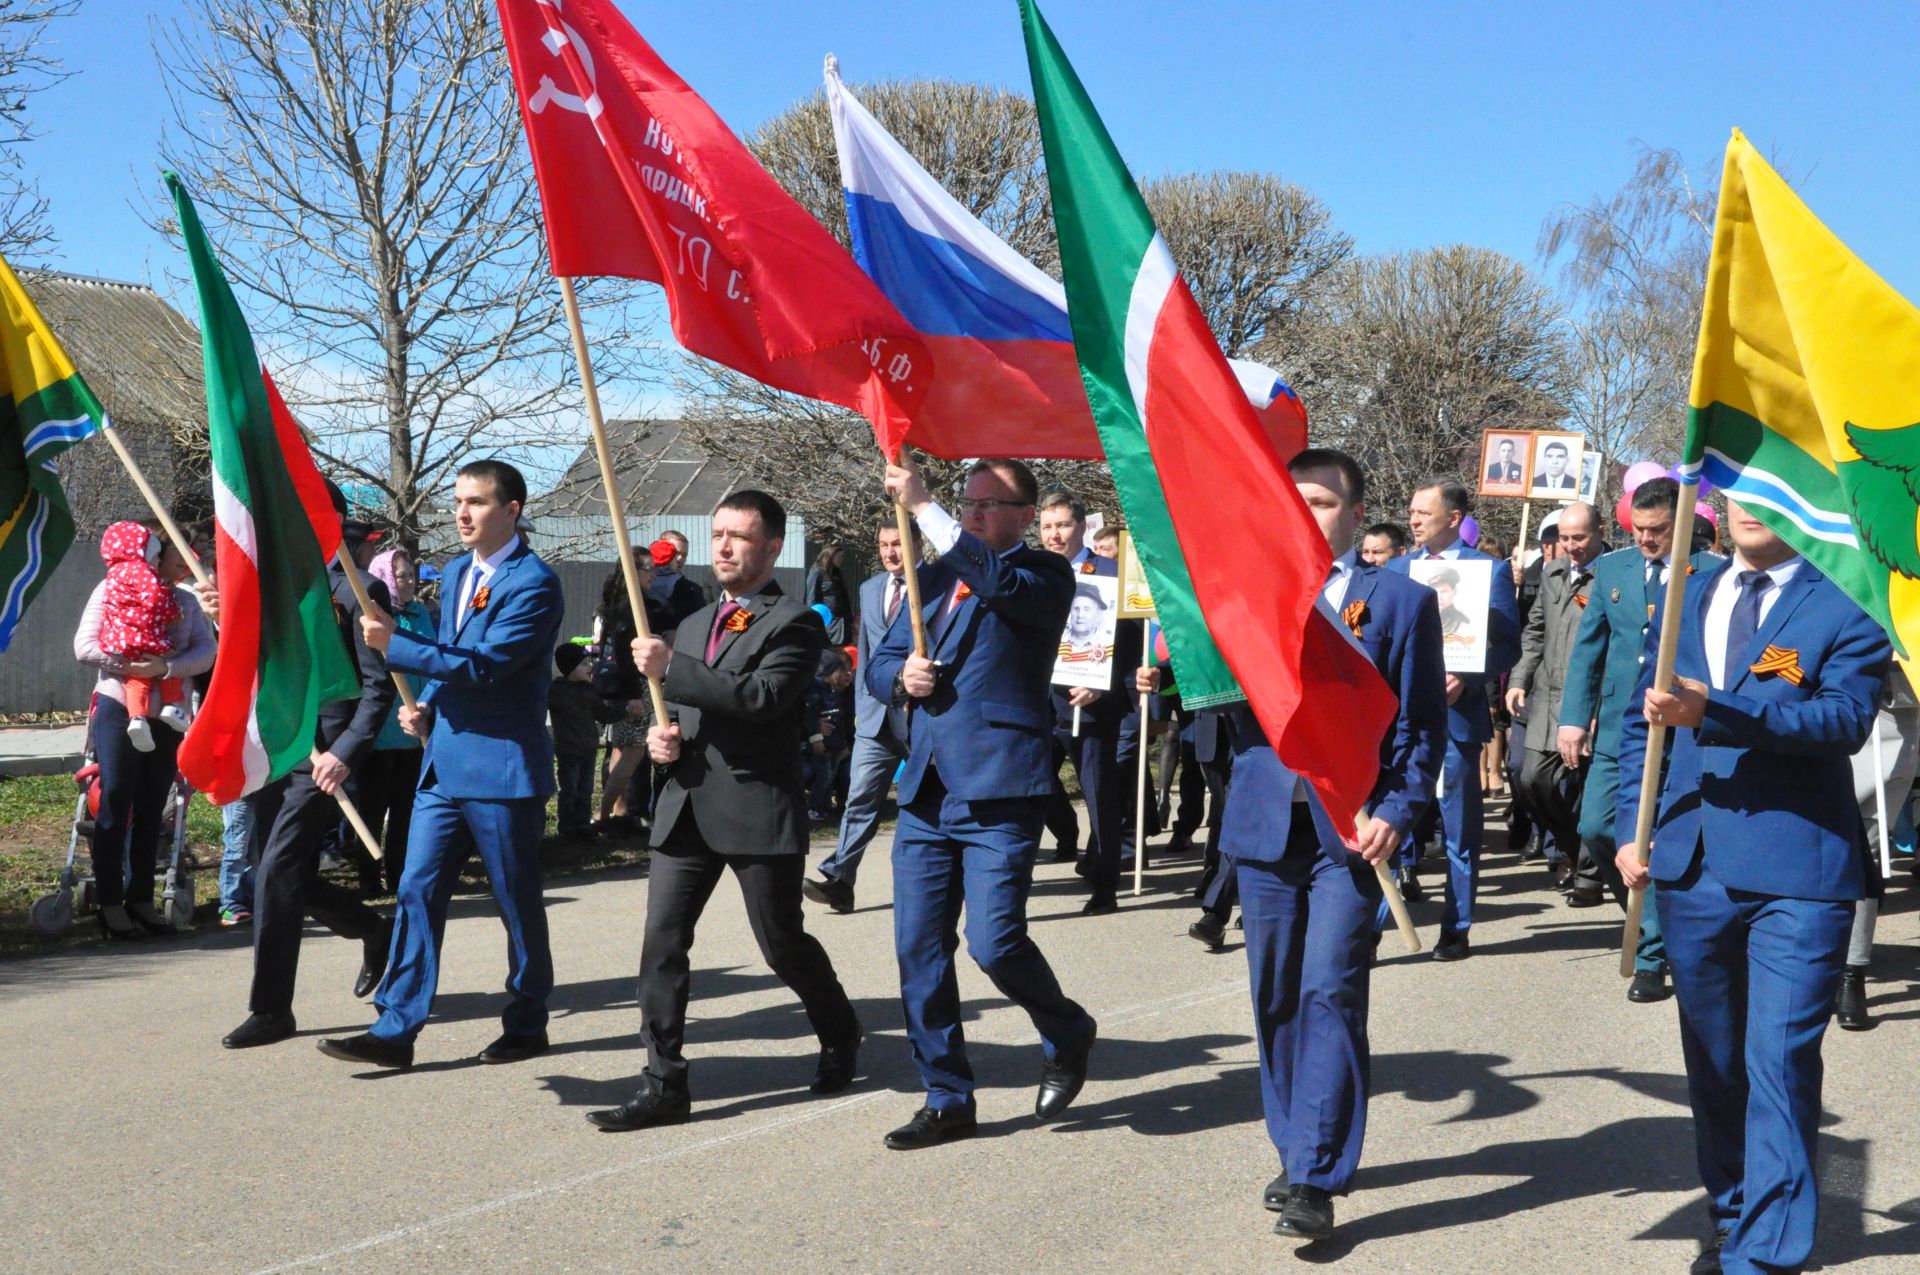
168,173,357,805
1018,0,1397,828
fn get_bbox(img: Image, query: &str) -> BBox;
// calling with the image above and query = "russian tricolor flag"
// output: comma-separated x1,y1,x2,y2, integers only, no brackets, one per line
825,56,1306,463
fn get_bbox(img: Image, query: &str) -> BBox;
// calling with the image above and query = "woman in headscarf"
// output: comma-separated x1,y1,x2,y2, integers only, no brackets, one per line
358,546,436,893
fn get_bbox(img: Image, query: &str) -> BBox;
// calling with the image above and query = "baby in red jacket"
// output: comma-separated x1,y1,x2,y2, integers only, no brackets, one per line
98,522,189,752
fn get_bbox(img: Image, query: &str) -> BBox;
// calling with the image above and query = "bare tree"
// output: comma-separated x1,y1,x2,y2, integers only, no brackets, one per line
1540,145,1717,468
681,81,1352,547
0,1,80,259
1284,244,1570,538
154,0,652,545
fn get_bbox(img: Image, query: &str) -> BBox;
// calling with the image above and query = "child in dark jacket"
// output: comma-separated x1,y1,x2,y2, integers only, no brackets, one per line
550,643,602,838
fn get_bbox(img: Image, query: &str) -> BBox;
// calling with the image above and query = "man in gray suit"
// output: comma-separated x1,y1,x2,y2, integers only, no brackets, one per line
805,520,917,913
1505,502,1601,882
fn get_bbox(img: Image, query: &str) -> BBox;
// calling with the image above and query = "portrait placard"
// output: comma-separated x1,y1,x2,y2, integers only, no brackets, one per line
1478,430,1532,498
1408,557,1493,674
1052,575,1120,690
1115,531,1156,619
1527,431,1585,500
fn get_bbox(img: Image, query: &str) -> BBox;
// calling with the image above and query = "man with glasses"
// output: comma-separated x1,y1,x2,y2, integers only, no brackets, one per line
868,455,1098,1150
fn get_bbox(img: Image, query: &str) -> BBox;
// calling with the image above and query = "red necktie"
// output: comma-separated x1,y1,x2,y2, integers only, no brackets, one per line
706,601,741,660
885,581,901,622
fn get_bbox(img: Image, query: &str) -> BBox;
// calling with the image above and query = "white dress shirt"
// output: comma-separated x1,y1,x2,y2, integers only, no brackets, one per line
1704,555,1802,689
457,534,523,617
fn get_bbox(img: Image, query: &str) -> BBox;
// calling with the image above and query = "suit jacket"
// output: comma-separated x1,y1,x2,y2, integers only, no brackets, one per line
1387,543,1519,744
387,539,565,801
868,528,1074,804
1218,556,1448,864
1511,554,1597,752
851,570,901,742
1485,461,1522,482
315,564,396,771
1049,549,1141,730
1615,560,1890,901
1559,547,1721,759
650,581,825,856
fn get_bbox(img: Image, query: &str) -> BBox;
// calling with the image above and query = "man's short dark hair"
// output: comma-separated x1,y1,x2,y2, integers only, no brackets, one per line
1497,439,1514,454
716,489,786,540
1037,491,1086,523
1631,477,1681,516
1093,524,1120,542
1288,448,1367,504
964,458,1039,506
1415,478,1473,517
1543,441,1569,457
1362,522,1407,551
879,518,923,549
457,458,528,509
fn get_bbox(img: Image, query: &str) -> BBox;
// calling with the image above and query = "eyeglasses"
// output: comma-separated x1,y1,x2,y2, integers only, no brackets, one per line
956,498,1029,512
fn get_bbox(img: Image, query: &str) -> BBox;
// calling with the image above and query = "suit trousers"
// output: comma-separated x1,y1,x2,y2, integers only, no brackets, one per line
893,774,1093,1110
1239,816,1380,1194
248,768,389,1016
1576,749,1667,973
372,782,552,1043
1519,746,1582,867
1658,850,1851,1275
357,746,424,892
1054,719,1123,895
637,821,857,1095
816,729,903,887
1167,738,1210,842
1117,705,1156,843
1381,736,1481,939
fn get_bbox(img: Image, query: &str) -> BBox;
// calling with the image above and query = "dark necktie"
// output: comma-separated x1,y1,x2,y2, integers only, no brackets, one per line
706,600,741,661
885,581,901,622
1645,560,1663,610
1724,570,1771,684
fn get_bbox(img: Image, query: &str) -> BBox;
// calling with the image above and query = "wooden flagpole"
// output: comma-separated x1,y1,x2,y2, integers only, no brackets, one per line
1133,622,1151,897
558,276,670,726
333,548,419,712
890,447,928,658
1370,815,1422,953
1619,484,1700,976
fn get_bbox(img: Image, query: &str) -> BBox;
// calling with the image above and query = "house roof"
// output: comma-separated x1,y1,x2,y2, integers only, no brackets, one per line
529,418,749,521
20,271,206,430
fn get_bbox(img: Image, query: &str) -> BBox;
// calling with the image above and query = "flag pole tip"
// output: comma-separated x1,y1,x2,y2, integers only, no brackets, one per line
824,53,839,79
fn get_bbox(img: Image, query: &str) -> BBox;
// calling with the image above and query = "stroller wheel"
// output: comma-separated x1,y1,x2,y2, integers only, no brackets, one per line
29,889,73,936
167,874,196,929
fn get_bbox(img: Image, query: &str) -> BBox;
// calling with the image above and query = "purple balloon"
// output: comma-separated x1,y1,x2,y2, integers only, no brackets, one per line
1670,464,1714,497
1460,515,1481,547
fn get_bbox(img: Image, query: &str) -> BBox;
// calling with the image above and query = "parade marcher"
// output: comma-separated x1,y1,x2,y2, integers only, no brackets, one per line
1385,479,1519,960
358,545,436,892
319,459,564,1071
869,455,1097,1149
805,520,917,913
1358,523,1407,566
1838,664,1918,1029
1616,498,1890,1275
72,522,216,941
1037,491,1141,915
1559,477,1718,1002
587,490,862,1131
804,542,854,645
1178,448,1445,1241
593,554,677,830
1505,502,1602,883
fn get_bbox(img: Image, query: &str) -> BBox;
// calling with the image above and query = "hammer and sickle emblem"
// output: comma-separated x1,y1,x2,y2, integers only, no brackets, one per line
527,0,603,119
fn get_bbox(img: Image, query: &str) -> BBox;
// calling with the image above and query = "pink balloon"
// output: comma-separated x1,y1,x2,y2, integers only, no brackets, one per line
1622,460,1668,494
1694,500,1718,530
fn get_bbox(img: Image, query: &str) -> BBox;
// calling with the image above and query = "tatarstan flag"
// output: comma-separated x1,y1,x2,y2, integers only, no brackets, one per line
167,173,356,805
1018,0,1397,829
0,253,102,650
1682,129,1920,658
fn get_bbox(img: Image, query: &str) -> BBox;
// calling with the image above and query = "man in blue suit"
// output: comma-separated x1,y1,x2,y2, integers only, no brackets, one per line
804,520,916,913
1385,478,1519,960
868,455,1098,1150
1617,499,1889,1275
1560,477,1720,1001
322,459,565,1071
1143,448,1445,1242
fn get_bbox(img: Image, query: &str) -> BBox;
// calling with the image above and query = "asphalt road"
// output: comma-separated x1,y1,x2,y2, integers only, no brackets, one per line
4,821,1918,1272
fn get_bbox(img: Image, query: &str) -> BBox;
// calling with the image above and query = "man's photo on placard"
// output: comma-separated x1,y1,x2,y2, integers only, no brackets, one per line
1577,449,1604,504
1408,557,1493,674
1052,576,1119,690
1478,431,1530,497
1527,433,1583,498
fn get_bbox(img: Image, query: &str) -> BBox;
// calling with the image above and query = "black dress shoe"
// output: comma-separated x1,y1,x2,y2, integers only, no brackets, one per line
1048,845,1078,864
587,1080,691,1131
1835,965,1872,1030
1262,1167,1289,1211
1395,867,1425,903
316,1032,413,1071
1432,935,1470,962
97,905,146,943
222,1011,296,1050
1274,1183,1334,1241
354,927,391,1000
1081,894,1119,916
478,1031,549,1063
810,1026,862,1095
1627,969,1672,1004
1165,834,1193,858
1552,860,1578,891
1035,1021,1096,1121
801,875,855,914
1188,914,1226,951
883,1103,977,1150
1690,1227,1730,1274
1566,885,1605,908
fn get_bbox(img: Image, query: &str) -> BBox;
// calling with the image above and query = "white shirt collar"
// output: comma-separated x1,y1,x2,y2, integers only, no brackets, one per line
460,535,521,610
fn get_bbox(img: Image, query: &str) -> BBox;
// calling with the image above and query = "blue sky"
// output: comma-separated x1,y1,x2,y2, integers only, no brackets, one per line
25,0,1920,316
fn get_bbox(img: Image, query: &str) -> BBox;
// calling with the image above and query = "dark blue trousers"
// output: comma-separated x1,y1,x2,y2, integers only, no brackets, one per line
1658,850,1851,1275
1056,718,1123,895
892,776,1092,1110
1239,816,1380,1194
373,782,552,1043
1378,735,1480,939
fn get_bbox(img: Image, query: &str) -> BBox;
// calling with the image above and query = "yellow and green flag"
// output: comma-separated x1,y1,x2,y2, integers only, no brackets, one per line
0,255,102,651
1683,128,1920,656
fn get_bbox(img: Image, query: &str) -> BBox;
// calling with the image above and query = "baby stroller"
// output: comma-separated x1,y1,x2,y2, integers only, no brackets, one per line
28,725,199,937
